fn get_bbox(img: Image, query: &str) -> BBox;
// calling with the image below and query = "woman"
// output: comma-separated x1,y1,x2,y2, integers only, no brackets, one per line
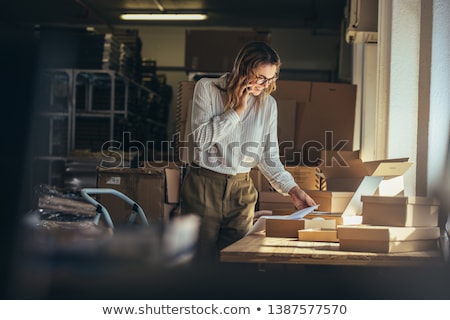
180,41,316,264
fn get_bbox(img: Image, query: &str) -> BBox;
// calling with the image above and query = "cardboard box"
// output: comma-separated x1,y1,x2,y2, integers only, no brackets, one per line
271,209,363,225
271,80,311,107
304,212,363,225
253,165,321,210
320,150,413,193
306,190,354,212
303,175,383,226
272,81,357,166
361,195,440,227
277,100,297,159
298,228,339,242
272,208,296,216
284,166,322,191
271,176,382,226
258,191,295,211
337,225,441,241
252,166,321,192
265,218,336,237
297,82,357,164
337,224,440,253
96,164,181,225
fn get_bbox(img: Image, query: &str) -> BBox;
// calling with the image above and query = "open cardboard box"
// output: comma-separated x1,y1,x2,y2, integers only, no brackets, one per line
305,175,384,225
255,177,381,237
319,150,413,194
302,151,414,225
266,219,336,238
250,206,336,238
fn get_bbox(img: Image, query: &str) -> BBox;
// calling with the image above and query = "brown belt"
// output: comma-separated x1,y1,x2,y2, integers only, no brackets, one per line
189,163,250,181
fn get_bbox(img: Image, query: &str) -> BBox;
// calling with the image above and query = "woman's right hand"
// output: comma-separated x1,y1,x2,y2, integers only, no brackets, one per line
234,80,252,115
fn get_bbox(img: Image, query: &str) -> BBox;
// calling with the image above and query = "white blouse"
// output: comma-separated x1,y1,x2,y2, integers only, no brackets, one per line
190,74,297,195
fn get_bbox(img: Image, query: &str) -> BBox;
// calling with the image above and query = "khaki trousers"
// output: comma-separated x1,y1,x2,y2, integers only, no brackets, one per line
180,165,258,265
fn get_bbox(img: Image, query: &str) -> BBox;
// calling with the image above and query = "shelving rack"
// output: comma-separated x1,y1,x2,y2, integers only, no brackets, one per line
31,68,160,189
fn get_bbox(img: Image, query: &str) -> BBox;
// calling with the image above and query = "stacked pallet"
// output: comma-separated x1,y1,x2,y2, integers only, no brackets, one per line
113,29,143,82
37,27,122,71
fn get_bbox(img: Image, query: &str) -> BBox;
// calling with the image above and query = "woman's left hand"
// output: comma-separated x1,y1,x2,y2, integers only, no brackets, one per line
288,186,317,210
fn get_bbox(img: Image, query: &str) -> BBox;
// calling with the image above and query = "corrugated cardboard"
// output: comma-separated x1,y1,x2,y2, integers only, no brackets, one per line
271,209,363,224
320,151,413,193
96,164,181,224
253,165,321,210
306,190,354,212
272,81,357,166
271,80,311,107
339,239,438,253
271,208,296,215
266,218,336,237
303,176,383,225
304,212,363,225
361,195,440,227
284,166,321,191
258,191,295,211
252,166,321,192
338,221,440,253
298,228,339,242
337,225,440,241
296,82,357,164
271,176,382,225
277,100,297,159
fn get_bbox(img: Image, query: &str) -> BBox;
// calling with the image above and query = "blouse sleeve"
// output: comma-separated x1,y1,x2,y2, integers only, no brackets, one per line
191,78,241,151
257,97,298,195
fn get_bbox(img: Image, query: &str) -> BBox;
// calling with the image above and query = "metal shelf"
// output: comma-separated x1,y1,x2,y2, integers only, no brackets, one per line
32,68,160,188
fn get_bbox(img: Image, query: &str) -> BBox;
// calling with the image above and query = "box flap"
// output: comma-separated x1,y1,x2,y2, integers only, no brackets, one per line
307,190,355,199
320,156,412,179
341,176,383,216
320,150,360,164
363,158,412,176
320,158,367,179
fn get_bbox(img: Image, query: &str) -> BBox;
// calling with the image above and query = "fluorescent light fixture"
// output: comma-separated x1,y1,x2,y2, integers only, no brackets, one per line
120,13,207,21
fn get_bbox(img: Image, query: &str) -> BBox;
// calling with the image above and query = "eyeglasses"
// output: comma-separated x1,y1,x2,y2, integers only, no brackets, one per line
254,74,278,85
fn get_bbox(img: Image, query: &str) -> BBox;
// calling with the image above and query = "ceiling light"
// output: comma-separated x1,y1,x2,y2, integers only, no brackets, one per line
120,13,208,21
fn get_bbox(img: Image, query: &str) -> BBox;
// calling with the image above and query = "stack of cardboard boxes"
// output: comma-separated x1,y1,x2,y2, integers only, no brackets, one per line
337,196,440,253
265,149,441,254
96,162,181,226
266,153,415,241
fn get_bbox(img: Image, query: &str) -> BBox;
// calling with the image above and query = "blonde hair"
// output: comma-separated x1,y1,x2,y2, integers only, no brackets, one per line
220,41,281,110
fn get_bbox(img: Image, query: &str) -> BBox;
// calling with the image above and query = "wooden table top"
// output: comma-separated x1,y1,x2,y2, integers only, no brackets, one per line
220,234,445,267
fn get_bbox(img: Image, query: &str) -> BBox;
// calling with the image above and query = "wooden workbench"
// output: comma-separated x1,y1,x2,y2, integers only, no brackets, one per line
220,234,445,267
